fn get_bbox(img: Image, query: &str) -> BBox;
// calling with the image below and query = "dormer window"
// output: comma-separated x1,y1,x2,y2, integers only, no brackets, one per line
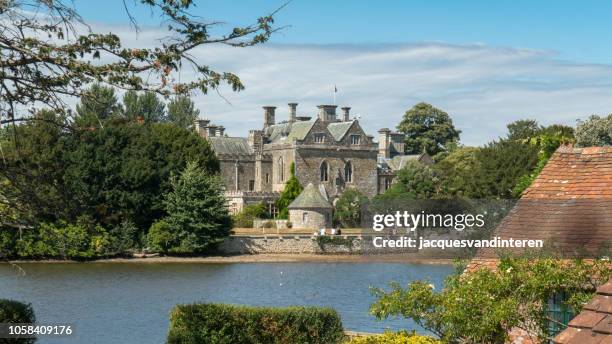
350,135,361,145
314,133,325,143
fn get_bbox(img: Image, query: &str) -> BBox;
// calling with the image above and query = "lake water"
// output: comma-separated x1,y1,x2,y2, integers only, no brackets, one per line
0,262,454,343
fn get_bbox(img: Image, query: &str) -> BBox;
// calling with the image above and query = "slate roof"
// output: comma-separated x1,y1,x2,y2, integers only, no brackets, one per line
553,279,612,344
472,145,612,260
288,183,332,209
327,120,355,141
385,154,428,170
265,120,317,143
287,121,316,141
209,136,253,155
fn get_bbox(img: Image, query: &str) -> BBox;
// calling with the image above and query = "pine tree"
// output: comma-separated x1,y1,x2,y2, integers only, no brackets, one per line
163,162,231,253
167,96,201,129
122,91,166,123
75,83,122,127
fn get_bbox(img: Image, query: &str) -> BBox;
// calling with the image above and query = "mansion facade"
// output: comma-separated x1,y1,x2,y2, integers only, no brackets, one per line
194,103,432,217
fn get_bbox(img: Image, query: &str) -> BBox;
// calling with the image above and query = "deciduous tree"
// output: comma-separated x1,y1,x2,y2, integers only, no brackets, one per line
397,103,461,156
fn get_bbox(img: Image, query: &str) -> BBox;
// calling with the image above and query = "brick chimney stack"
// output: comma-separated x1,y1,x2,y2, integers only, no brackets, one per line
341,107,351,121
288,103,298,122
263,106,276,128
317,105,338,122
378,128,391,159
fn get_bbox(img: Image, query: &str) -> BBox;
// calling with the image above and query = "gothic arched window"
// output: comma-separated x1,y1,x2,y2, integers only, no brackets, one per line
344,161,353,183
278,157,284,182
320,161,328,182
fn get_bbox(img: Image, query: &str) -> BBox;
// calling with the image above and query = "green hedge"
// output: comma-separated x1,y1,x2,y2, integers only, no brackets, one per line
167,303,345,344
0,299,36,344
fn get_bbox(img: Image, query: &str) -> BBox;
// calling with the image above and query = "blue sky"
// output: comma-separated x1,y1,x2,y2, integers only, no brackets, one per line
78,1,612,64
73,1,612,145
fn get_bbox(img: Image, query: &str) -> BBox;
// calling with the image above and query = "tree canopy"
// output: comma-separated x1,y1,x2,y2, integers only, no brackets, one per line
122,91,166,123
575,114,612,147
0,0,281,126
167,96,201,129
75,83,123,128
371,258,611,344
163,162,231,253
397,102,461,156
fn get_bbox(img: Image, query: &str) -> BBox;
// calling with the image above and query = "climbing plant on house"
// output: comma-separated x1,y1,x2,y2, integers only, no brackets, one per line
275,163,303,219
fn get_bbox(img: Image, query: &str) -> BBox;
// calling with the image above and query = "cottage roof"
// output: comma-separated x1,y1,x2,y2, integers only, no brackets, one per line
209,136,253,155
553,279,612,344
288,183,332,209
474,145,612,259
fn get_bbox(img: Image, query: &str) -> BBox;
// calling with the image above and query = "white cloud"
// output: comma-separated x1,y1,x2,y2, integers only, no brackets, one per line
91,25,612,145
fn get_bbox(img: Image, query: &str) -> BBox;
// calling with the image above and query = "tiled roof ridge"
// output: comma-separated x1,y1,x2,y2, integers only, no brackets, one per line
556,144,612,155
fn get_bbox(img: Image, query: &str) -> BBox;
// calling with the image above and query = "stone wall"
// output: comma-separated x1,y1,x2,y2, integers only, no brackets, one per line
218,235,419,255
294,146,378,198
218,155,256,192
289,208,331,229
218,234,468,257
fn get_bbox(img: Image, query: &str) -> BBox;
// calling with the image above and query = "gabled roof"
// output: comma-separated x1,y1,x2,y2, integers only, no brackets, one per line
288,183,332,209
287,121,316,141
209,137,253,155
554,279,612,344
265,120,317,143
327,120,355,141
473,146,612,259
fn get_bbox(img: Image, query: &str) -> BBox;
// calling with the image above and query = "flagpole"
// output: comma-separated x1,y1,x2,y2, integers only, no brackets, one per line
333,84,336,105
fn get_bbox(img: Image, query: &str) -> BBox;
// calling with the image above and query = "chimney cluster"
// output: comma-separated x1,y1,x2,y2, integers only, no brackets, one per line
194,119,224,138
378,128,405,159
261,103,354,127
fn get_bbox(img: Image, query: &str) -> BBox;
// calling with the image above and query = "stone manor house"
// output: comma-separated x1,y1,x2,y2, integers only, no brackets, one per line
194,103,432,227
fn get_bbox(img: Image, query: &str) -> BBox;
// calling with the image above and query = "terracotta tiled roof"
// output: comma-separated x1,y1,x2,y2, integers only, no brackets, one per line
554,279,612,344
522,146,612,200
473,145,612,260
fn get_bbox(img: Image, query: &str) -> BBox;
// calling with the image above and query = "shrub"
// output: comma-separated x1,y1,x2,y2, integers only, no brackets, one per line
262,220,275,229
334,188,367,228
15,222,94,259
275,163,302,219
370,258,612,343
167,303,345,344
0,299,35,344
0,228,17,259
232,202,268,228
147,220,176,254
346,331,440,344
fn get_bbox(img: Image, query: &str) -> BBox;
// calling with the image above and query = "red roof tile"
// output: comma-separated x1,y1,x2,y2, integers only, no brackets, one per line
554,279,612,344
472,146,612,260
